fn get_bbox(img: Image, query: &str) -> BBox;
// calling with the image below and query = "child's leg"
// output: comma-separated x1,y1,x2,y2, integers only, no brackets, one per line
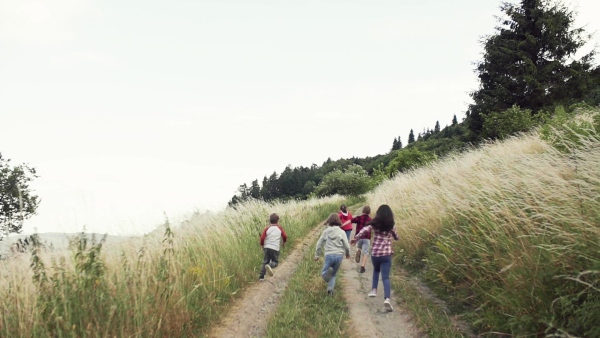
321,255,334,282
380,255,392,299
268,249,280,268
371,256,382,290
259,249,270,278
344,230,352,242
359,239,370,267
327,255,344,291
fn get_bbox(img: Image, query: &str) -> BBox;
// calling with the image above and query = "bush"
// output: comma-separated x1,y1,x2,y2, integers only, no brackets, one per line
314,164,373,197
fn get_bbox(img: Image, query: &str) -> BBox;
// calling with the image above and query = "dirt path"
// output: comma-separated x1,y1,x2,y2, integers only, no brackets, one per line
207,222,324,338
340,241,423,338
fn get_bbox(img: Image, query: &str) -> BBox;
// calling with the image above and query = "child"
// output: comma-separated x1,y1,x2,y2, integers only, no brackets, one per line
351,204,399,312
258,213,287,281
350,206,372,273
338,204,353,242
314,213,351,295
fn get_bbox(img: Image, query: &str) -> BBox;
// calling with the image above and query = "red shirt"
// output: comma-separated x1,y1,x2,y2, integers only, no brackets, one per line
339,211,353,231
351,214,372,239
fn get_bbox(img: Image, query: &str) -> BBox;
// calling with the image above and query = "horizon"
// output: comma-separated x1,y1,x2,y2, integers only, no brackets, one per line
1,0,599,236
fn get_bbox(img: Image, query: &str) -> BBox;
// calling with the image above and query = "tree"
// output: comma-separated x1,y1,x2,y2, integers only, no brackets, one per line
467,0,596,137
434,121,441,133
452,114,458,126
314,164,373,197
1,154,39,239
385,148,436,176
408,129,415,144
391,137,403,151
249,179,261,199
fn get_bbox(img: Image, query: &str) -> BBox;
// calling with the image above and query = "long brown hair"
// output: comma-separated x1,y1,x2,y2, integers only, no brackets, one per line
324,213,342,226
366,204,394,231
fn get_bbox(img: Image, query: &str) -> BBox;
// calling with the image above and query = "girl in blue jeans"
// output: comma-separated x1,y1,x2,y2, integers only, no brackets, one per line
314,213,351,295
351,204,399,311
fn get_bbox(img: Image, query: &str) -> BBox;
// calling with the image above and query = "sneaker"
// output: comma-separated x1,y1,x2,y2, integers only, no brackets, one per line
360,266,366,273
258,276,265,281
266,265,274,276
327,289,334,296
323,267,334,282
384,298,393,312
368,289,377,297
355,250,361,263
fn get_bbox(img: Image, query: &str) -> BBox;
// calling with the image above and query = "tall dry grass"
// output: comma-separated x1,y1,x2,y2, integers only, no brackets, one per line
368,107,599,336
0,196,343,337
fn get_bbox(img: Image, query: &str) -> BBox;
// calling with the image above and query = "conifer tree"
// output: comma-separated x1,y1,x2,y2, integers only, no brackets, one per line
408,129,415,144
452,115,458,126
434,121,440,133
467,0,595,137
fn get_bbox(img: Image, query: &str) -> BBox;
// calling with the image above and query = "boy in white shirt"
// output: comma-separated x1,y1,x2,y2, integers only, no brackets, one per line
258,213,288,281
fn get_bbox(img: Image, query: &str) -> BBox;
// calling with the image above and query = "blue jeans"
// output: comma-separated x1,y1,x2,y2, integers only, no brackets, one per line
321,254,343,291
344,230,352,242
371,255,392,299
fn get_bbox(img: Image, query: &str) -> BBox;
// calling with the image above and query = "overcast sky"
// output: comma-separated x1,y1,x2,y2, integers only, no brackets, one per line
1,0,598,236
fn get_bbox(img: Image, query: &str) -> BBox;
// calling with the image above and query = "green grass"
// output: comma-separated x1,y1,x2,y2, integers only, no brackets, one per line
266,240,350,338
369,107,600,336
391,267,465,338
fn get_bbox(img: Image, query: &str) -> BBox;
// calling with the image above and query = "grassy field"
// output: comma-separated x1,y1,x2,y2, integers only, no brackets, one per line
1,107,598,337
368,107,600,336
0,196,345,337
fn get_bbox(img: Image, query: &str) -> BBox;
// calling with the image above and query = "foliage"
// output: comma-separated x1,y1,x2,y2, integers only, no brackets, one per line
385,148,436,176
539,105,600,152
314,164,374,197
467,0,596,138
481,104,549,140
0,154,39,238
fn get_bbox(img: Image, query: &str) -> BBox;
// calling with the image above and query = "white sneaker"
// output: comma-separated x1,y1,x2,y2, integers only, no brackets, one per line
266,265,274,276
384,298,393,312
368,289,377,297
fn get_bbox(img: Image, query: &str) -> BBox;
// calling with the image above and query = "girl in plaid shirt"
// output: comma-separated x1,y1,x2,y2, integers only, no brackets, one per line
351,204,399,312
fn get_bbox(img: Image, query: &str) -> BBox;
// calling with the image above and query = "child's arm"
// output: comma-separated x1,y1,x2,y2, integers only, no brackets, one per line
278,225,288,247
259,227,269,247
342,215,355,227
342,234,351,258
391,227,399,240
314,232,326,260
352,225,371,243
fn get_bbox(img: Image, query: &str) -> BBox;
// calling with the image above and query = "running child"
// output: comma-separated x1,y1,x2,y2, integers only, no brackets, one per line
351,204,399,312
350,205,372,273
258,213,287,281
314,213,351,295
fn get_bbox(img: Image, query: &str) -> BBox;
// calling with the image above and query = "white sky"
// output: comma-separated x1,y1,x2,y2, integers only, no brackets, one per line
1,0,598,236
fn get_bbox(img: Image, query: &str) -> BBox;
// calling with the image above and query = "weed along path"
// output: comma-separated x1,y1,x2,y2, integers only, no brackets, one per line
207,221,325,338
340,247,422,338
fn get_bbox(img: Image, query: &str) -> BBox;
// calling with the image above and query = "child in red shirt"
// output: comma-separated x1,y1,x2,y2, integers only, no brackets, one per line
258,213,287,281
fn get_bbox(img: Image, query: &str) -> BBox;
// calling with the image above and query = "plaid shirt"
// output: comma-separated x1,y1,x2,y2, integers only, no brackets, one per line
355,225,399,257
351,214,372,240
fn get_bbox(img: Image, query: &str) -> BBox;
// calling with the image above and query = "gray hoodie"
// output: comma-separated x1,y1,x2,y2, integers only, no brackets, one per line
315,226,350,257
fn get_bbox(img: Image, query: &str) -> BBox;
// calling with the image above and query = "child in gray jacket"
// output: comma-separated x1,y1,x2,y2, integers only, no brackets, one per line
314,213,351,295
